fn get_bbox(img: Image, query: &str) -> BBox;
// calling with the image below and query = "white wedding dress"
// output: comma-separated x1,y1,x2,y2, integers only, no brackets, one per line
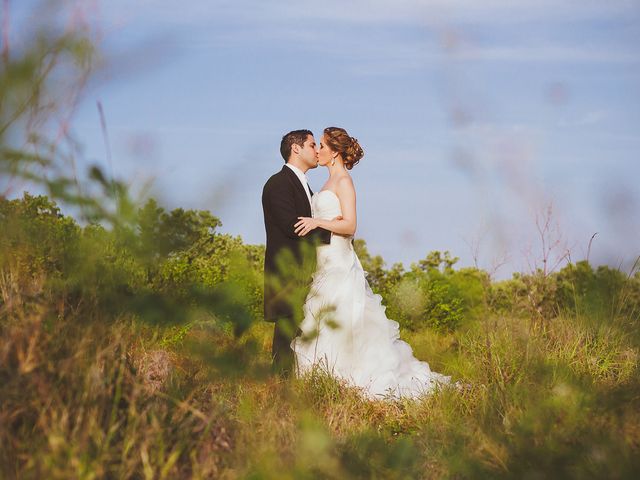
291,190,452,400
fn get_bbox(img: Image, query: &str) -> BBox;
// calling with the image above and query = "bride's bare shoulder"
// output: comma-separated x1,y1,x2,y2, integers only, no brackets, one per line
336,173,355,191
334,175,356,204
336,175,355,199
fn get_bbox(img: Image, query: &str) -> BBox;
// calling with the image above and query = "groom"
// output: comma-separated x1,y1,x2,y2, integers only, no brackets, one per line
262,129,332,377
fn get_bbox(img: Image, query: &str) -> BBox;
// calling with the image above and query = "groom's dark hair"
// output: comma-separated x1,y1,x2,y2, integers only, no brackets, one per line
280,129,313,162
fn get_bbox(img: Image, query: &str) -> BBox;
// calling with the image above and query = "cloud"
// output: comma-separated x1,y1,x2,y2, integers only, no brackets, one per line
100,0,639,28
557,110,608,128
92,0,640,76
450,45,639,64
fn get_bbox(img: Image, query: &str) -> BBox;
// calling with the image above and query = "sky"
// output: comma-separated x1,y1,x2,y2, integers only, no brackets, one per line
5,0,640,278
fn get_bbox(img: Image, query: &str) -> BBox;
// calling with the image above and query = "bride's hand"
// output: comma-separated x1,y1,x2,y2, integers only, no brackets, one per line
294,216,318,236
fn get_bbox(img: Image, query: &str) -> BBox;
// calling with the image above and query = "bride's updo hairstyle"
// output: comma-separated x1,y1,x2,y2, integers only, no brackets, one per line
323,127,364,170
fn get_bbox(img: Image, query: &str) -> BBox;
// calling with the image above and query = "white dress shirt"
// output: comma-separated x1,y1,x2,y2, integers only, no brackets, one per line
285,163,313,207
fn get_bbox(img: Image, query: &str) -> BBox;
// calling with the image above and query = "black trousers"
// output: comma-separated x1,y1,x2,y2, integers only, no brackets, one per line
271,317,302,378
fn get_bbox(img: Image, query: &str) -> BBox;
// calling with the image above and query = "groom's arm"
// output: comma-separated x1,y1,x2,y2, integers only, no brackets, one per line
264,180,331,244
307,224,331,245
263,181,316,240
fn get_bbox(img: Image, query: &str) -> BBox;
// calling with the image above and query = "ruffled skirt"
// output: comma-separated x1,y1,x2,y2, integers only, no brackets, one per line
291,235,451,400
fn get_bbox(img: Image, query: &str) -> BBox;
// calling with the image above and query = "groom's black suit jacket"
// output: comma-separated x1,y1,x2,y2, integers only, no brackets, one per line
262,165,331,323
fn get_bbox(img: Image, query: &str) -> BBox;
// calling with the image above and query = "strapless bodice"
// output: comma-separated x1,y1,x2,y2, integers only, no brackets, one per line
312,189,342,221
312,190,353,265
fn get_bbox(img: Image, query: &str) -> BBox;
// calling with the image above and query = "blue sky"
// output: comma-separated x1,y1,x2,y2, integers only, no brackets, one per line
6,0,640,277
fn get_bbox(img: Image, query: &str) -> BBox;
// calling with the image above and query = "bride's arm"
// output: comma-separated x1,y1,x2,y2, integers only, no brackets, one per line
294,176,357,237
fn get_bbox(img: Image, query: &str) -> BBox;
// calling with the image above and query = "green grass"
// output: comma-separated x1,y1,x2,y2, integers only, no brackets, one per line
1,303,638,479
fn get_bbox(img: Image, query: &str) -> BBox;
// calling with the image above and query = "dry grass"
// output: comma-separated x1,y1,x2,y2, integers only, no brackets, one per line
1,289,638,478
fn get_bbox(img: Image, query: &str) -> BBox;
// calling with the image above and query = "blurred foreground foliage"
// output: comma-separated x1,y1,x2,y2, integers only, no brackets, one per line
1,12,639,479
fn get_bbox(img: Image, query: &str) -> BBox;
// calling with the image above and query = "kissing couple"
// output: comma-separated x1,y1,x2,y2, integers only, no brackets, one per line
261,127,452,400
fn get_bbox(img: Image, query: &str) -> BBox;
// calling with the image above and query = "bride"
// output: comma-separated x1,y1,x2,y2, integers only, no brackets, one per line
291,127,453,400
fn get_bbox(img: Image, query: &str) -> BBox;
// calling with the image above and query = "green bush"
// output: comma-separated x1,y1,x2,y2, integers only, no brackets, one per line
384,251,485,332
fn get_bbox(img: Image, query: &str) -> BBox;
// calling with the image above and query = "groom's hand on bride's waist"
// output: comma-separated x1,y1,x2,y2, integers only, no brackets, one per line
294,216,342,237
294,217,318,237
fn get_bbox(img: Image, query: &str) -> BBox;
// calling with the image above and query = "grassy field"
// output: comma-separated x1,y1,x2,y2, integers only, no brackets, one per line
1,295,638,479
